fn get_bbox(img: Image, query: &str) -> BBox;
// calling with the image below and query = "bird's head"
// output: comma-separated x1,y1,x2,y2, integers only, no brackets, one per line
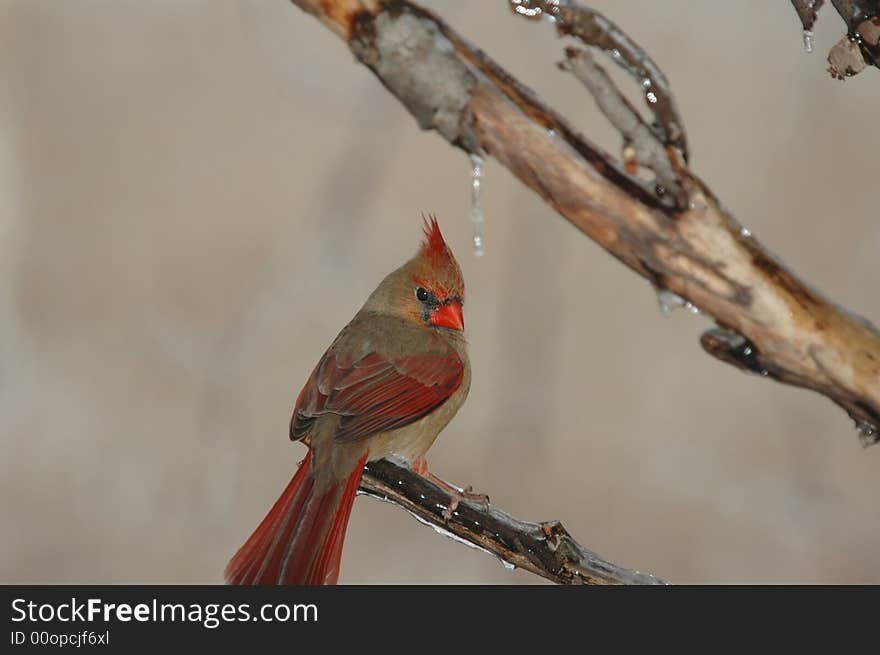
367,215,465,332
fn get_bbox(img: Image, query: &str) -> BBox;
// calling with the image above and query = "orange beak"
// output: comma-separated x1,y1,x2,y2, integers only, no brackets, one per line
430,300,464,331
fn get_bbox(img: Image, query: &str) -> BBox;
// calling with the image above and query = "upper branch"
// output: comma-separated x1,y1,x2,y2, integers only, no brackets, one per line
289,0,880,446
789,0,880,78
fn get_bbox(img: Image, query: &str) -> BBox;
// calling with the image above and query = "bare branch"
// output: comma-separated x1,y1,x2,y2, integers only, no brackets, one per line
359,459,666,585
557,46,684,208
789,0,880,76
289,0,880,446
512,0,688,162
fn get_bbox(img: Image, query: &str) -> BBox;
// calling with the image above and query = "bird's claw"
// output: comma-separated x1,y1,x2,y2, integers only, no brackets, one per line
410,457,489,520
442,485,490,520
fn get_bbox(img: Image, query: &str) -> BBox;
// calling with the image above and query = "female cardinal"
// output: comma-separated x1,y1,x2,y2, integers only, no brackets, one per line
225,216,470,585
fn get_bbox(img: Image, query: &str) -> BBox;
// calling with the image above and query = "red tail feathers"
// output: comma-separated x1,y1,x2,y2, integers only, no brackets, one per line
225,450,368,585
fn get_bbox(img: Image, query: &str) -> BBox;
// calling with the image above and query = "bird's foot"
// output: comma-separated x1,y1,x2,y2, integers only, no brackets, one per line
442,484,490,520
412,456,429,476
411,457,490,520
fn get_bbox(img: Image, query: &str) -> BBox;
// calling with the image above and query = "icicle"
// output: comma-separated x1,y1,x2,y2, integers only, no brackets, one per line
657,289,701,316
469,153,485,257
509,0,559,21
803,30,814,53
499,558,516,570
510,0,542,19
856,421,879,447
642,77,658,104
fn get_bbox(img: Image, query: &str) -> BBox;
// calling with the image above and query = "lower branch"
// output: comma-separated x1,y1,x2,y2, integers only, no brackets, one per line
359,459,666,585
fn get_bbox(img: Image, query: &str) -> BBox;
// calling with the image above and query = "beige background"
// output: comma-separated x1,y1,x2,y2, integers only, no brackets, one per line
1,1,878,584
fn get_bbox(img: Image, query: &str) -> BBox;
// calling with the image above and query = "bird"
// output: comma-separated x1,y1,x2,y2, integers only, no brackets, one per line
225,215,470,585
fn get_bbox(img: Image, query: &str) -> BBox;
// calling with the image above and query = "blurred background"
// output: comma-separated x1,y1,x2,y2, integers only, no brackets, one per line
1,0,878,584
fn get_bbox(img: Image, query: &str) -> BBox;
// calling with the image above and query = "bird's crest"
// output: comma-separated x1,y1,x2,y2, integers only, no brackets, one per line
420,213,451,267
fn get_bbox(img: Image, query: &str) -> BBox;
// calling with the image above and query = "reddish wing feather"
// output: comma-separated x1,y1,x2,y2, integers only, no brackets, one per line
290,350,463,444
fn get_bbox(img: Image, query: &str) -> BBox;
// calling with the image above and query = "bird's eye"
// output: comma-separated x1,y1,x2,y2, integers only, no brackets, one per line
416,287,429,302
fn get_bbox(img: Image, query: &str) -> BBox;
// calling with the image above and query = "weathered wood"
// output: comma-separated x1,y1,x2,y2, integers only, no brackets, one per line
291,0,880,445
789,0,880,77
360,459,666,585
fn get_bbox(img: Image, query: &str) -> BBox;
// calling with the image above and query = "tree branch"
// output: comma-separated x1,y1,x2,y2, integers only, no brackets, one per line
789,0,880,78
791,0,825,34
359,459,666,585
515,1,688,164
290,0,880,447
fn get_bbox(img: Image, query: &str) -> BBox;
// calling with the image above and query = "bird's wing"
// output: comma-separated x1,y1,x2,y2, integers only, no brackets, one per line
290,348,464,444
